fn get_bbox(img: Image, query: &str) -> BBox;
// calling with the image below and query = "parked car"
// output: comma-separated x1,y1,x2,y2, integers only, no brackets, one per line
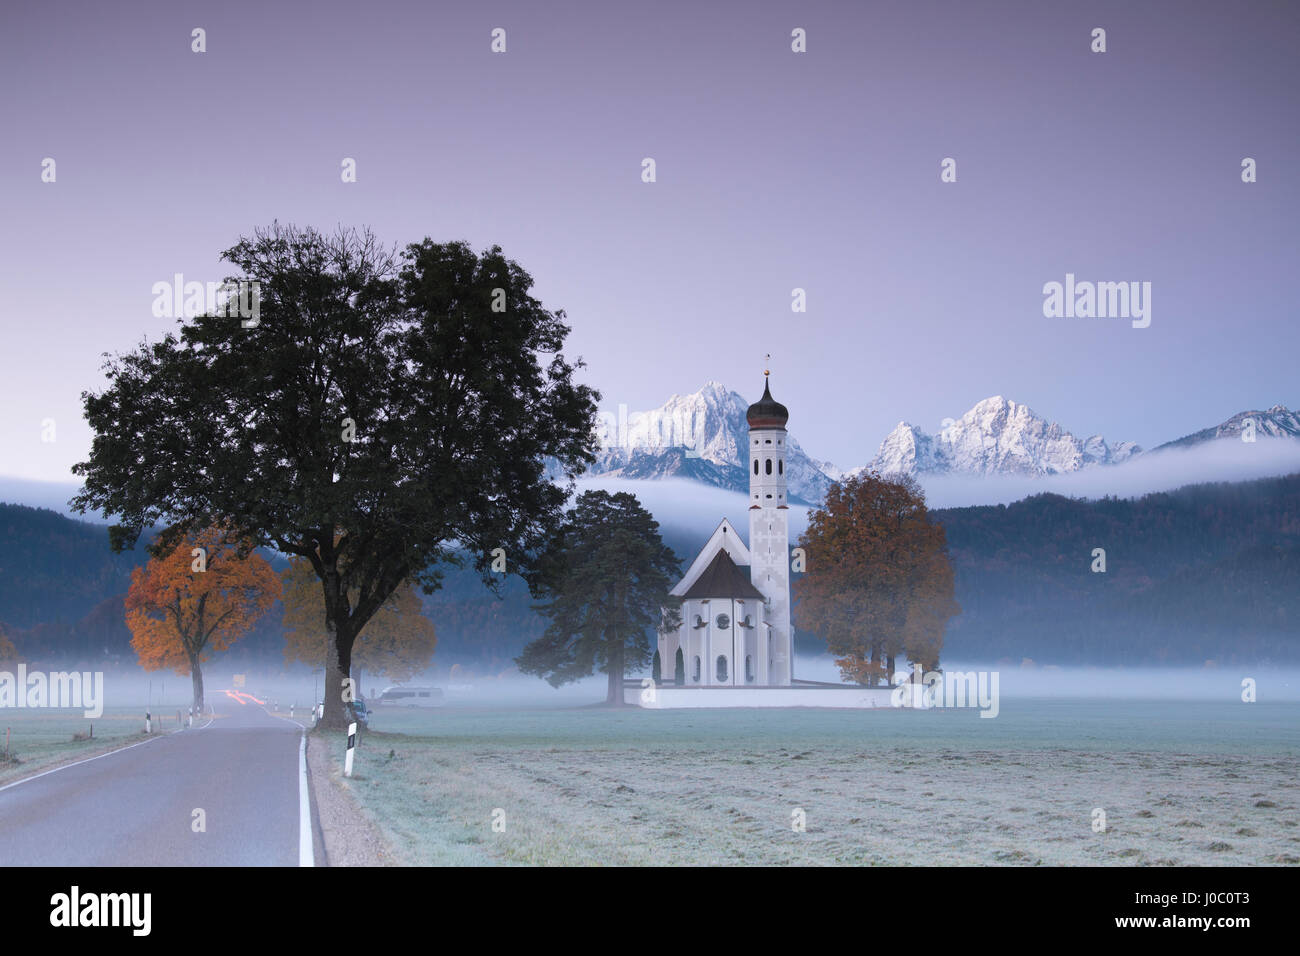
375,686,445,707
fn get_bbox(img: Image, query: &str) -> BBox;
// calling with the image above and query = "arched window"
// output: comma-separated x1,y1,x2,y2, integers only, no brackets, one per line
753,458,758,475
693,656,701,683
716,656,728,682
778,460,783,475
765,459,772,475
745,655,754,683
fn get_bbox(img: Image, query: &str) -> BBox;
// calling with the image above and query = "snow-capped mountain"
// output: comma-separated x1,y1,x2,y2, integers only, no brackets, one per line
1154,404,1300,450
588,381,833,503
576,385,1295,505
865,396,1142,478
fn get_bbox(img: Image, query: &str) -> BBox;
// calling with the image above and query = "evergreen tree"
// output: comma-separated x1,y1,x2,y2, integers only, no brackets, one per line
517,491,680,704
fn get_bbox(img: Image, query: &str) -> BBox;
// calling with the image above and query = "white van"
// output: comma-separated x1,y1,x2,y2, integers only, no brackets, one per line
376,685,445,707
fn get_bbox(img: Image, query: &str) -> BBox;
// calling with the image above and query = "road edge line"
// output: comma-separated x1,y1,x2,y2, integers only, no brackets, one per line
0,732,167,795
298,731,315,867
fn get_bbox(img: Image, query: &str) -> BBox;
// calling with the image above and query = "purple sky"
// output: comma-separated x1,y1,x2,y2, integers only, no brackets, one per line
2,0,1296,483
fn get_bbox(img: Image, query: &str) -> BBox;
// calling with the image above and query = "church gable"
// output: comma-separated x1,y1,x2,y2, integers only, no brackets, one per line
669,518,751,597
681,550,766,600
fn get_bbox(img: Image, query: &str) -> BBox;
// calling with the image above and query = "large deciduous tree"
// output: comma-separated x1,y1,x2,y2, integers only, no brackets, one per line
124,526,280,713
517,490,681,704
793,472,960,685
73,223,599,727
280,554,437,692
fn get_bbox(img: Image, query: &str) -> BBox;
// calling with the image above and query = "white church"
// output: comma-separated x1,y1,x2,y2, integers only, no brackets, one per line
629,374,896,709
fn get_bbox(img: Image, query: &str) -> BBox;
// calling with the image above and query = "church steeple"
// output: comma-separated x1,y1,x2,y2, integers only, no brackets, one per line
746,372,789,430
746,360,793,685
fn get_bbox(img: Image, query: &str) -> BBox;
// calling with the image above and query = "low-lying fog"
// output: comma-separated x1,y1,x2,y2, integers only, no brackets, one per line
58,658,1300,713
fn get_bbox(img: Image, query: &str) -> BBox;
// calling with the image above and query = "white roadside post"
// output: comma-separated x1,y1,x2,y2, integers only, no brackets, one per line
145,711,151,734
345,722,357,778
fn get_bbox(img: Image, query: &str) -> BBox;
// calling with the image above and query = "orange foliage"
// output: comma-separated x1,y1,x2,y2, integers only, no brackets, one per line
280,556,436,682
124,526,280,675
794,472,959,682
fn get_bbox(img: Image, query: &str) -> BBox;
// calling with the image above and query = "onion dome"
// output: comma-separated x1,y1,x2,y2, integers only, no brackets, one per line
746,377,789,429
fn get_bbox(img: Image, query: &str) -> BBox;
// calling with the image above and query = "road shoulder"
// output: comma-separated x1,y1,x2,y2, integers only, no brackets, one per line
306,731,396,866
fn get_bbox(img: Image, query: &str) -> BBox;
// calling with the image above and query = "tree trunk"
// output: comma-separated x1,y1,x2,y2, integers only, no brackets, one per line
189,654,205,716
606,634,623,706
322,616,354,730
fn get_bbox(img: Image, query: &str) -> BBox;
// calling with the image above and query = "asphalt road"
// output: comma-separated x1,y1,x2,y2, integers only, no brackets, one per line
0,695,317,866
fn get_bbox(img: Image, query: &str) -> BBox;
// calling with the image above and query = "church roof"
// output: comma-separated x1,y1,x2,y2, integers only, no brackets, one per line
681,550,766,600
670,518,751,597
746,377,789,429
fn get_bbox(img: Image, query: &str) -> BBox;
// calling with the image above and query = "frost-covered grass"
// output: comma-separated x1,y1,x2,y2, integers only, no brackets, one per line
0,708,161,785
326,700,1300,866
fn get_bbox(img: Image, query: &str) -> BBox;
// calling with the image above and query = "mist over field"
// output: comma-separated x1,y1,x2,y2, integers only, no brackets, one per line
60,657,1300,714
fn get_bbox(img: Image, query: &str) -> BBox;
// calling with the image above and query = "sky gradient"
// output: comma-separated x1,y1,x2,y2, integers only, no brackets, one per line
1,0,1297,483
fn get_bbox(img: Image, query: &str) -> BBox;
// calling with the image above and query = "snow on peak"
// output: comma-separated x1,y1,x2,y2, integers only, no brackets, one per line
588,382,832,503
868,397,1140,477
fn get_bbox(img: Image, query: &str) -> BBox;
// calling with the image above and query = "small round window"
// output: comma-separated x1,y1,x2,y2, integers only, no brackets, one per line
715,613,731,630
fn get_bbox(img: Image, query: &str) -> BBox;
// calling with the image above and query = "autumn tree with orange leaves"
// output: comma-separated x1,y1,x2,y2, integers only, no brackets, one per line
280,555,436,697
125,526,280,713
793,472,960,686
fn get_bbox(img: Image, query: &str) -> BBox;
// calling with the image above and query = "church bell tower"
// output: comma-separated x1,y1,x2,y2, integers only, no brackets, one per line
746,368,793,685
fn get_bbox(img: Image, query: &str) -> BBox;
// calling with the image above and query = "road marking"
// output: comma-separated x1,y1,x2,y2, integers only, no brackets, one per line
0,733,168,795
298,732,314,867
262,706,313,866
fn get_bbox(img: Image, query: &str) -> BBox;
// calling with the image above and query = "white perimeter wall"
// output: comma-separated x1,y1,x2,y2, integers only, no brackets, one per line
626,686,898,709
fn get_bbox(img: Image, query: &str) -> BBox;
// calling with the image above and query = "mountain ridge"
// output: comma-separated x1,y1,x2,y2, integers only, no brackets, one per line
586,383,1297,501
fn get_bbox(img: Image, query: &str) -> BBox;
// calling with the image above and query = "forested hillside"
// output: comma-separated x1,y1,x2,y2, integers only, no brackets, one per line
3,472,1298,669
933,474,1300,664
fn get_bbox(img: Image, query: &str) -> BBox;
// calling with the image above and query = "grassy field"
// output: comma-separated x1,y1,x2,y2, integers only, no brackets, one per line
0,707,186,786
319,699,1300,866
